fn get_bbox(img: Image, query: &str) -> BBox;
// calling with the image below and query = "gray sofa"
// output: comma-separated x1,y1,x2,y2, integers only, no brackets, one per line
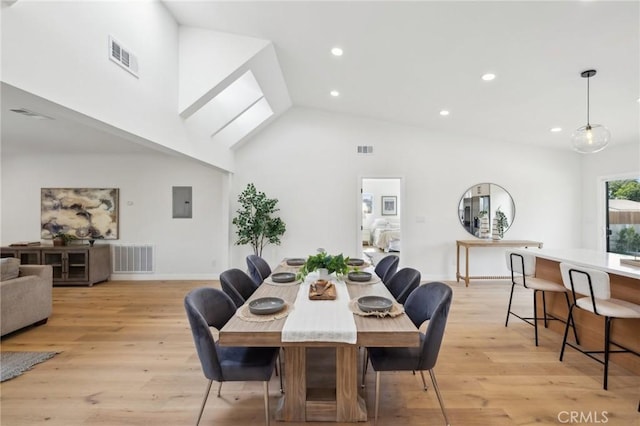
1,259,53,337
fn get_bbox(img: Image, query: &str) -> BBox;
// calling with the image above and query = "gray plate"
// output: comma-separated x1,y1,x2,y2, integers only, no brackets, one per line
348,271,372,282
271,272,296,283
347,258,365,266
357,296,393,313
249,297,286,315
286,258,306,266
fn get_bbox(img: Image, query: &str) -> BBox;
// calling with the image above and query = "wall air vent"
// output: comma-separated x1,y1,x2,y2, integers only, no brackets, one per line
9,108,53,120
109,35,139,78
112,244,154,273
357,145,374,155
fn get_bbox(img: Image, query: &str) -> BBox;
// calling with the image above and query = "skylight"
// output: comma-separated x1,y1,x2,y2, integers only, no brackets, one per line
184,70,274,148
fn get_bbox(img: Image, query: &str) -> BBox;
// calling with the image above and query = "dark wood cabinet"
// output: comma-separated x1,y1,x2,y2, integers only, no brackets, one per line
0,247,41,265
1,245,110,286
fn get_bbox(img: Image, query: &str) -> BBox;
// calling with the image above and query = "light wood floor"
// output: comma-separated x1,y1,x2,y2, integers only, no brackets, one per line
1,280,638,426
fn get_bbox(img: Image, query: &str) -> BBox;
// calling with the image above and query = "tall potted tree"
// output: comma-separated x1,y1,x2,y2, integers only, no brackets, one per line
232,183,286,257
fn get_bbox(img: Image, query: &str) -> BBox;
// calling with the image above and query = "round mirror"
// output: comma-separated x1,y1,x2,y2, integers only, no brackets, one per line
458,183,515,238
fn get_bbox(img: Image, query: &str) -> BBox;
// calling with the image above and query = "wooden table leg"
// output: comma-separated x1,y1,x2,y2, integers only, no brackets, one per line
336,346,365,422
282,347,306,421
464,246,470,287
456,242,461,283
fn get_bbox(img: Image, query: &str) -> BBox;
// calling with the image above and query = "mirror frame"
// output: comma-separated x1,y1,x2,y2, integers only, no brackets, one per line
458,183,515,238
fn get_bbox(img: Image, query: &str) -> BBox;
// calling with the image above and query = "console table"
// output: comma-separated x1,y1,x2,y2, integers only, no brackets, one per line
1,245,110,286
456,239,543,287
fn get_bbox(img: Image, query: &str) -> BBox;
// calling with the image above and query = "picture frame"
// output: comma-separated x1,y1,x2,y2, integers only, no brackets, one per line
381,195,397,216
41,188,119,240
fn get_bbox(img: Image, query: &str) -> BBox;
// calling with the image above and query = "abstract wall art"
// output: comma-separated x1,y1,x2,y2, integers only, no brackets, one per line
41,188,119,240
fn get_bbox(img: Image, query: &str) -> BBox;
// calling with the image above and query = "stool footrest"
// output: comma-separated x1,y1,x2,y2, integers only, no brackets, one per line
562,341,640,367
507,312,569,326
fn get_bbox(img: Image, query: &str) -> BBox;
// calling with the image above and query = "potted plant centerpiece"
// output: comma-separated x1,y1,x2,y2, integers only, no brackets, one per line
297,251,350,281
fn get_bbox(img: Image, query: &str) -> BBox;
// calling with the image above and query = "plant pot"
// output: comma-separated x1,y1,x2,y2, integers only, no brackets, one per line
317,268,329,280
53,238,65,246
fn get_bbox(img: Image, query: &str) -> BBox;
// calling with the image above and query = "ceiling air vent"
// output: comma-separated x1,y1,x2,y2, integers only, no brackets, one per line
109,36,139,78
357,145,374,155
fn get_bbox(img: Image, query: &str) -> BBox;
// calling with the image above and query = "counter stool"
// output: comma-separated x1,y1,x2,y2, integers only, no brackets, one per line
559,262,640,390
505,251,578,346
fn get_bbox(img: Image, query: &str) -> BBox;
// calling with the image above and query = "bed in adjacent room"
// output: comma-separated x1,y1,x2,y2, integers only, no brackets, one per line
369,218,401,252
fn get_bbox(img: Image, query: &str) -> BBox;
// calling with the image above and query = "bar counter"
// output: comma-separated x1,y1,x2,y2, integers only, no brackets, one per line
513,248,640,375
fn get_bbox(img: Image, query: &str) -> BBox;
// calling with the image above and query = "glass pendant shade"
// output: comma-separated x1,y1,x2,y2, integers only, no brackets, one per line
571,123,611,154
572,69,610,154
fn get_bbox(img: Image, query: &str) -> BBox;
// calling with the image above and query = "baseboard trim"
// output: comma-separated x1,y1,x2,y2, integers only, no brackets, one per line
110,273,219,281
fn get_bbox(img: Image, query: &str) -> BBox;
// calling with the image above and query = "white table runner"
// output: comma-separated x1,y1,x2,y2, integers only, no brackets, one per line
281,272,357,344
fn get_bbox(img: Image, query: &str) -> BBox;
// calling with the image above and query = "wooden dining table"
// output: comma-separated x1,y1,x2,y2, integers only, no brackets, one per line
219,260,420,422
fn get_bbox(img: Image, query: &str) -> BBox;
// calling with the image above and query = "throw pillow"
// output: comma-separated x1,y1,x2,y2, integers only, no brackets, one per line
0,257,20,281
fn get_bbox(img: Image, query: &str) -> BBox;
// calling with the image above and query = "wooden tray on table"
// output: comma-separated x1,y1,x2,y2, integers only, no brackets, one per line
309,280,337,300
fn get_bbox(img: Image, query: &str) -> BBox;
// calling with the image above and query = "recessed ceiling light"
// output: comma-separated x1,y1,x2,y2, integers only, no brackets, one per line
637,97,640,103
330,90,340,97
439,110,450,116
331,47,343,57
550,127,562,133
481,73,496,81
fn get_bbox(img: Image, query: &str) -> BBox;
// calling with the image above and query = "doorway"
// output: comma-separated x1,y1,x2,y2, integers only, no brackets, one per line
360,178,402,265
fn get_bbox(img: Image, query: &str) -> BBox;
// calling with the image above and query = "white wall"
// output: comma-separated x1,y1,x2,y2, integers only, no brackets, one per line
1,0,232,171
1,151,229,280
2,111,629,283
178,27,270,115
2,2,630,283
580,141,640,251
232,107,584,280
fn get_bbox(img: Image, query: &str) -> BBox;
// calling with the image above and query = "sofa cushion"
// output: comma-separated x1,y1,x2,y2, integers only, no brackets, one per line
1,258,20,281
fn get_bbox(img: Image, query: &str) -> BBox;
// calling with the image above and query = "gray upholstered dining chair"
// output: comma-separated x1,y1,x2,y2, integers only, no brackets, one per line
385,267,421,304
374,254,399,284
220,268,258,308
559,262,640,390
505,251,578,347
361,266,421,382
184,287,279,426
366,282,453,426
220,268,284,389
247,254,272,287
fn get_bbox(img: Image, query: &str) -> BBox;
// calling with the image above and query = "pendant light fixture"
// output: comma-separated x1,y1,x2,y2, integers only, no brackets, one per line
571,69,610,154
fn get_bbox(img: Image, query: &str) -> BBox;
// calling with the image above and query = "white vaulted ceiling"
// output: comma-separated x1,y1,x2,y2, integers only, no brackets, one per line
164,0,639,150
2,1,638,157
